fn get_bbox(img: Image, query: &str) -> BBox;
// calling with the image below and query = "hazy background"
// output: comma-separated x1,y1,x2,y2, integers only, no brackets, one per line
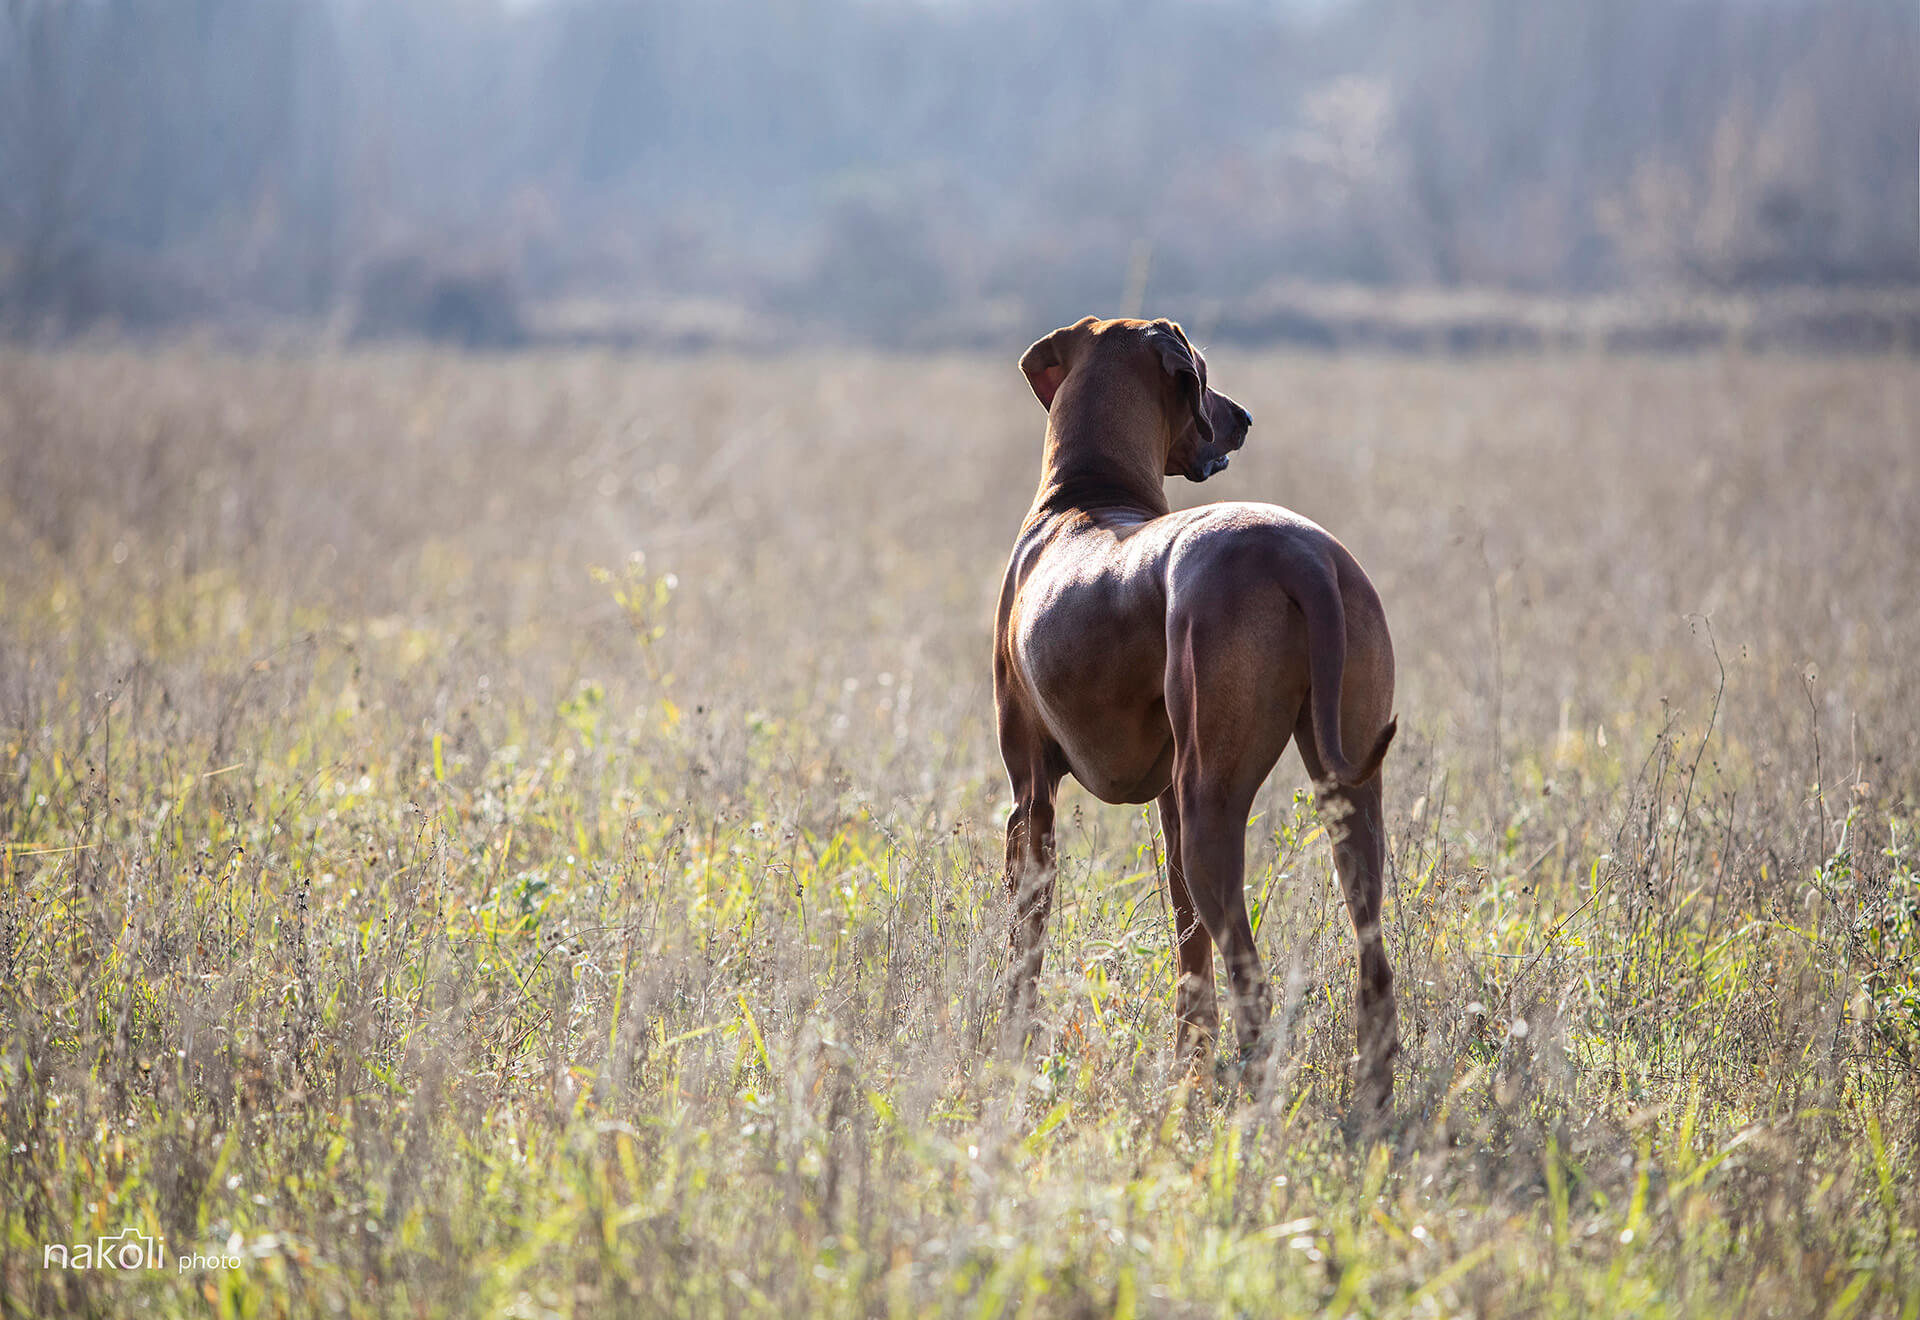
2,0,1916,349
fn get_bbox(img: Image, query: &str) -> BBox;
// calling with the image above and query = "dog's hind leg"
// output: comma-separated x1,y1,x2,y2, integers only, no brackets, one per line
1298,728,1399,1116
1169,782,1272,1086
1340,781,1398,1116
1162,616,1298,1093
1157,788,1218,1069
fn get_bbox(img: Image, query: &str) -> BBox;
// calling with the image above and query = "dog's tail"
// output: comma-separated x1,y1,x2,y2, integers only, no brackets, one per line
1294,557,1396,789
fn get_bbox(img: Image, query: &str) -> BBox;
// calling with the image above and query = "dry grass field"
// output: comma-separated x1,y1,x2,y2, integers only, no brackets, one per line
2,346,1917,1318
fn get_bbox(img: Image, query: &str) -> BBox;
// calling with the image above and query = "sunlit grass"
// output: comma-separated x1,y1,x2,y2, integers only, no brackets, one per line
1,347,1916,1317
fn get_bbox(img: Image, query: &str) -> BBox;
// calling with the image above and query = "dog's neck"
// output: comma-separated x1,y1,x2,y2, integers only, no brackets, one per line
1031,374,1170,521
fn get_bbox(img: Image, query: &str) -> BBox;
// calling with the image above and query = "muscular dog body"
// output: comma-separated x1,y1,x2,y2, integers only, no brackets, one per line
993,316,1399,1112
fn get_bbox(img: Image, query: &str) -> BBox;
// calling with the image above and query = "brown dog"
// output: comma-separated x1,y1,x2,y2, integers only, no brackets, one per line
993,315,1399,1112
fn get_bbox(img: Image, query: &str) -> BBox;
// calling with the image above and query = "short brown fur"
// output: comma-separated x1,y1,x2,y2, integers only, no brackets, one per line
994,316,1399,1112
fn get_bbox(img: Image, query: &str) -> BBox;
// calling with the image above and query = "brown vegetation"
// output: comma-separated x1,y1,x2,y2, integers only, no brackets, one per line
1,347,1917,1315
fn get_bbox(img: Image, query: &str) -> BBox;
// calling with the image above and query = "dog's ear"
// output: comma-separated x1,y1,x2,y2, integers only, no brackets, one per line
1152,320,1215,448
1019,317,1096,411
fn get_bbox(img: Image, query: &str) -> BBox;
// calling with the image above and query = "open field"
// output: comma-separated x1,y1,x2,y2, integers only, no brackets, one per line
2,347,1918,1318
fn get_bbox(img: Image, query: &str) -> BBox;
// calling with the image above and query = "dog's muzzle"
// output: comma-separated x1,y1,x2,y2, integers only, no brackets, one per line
1193,454,1230,480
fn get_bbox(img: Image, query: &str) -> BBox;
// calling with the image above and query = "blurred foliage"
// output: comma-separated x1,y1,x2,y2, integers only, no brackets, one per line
1,0,1915,345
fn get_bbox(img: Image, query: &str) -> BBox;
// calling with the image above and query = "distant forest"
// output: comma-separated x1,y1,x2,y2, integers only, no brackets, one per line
2,0,1915,345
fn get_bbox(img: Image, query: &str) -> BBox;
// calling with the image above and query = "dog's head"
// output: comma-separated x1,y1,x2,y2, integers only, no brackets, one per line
1145,320,1251,482
1019,316,1251,484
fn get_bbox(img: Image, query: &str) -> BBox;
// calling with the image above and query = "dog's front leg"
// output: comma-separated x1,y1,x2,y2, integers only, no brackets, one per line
1001,781,1058,1051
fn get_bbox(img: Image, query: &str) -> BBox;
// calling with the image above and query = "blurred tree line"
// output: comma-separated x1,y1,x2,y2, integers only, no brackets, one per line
1,0,1914,345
